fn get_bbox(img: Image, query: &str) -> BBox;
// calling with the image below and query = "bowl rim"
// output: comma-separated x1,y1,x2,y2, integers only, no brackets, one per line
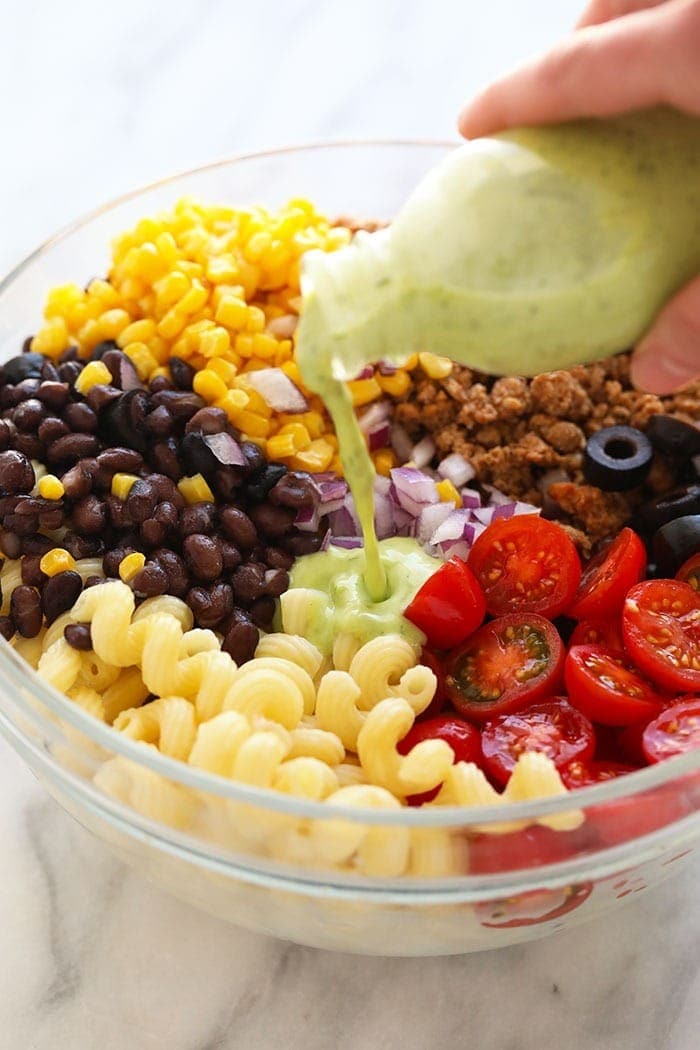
1,139,698,830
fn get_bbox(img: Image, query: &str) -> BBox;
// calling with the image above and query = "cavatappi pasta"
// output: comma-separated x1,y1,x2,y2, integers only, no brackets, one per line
16,576,582,876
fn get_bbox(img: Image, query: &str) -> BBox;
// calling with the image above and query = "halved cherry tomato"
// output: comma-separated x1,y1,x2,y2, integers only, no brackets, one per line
677,552,700,593
445,613,564,723
622,579,700,693
560,758,638,789
642,698,700,763
569,618,624,651
616,720,650,766
480,698,595,786
568,527,646,620
416,649,448,720
565,644,667,726
475,882,593,928
469,824,590,874
468,515,581,619
587,787,692,847
398,715,483,805
404,557,485,650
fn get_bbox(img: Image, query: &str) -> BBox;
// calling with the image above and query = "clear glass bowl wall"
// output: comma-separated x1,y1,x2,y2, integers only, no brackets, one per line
1,143,698,956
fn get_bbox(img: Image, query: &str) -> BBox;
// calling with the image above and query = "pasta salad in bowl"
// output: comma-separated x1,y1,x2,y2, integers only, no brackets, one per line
0,143,698,955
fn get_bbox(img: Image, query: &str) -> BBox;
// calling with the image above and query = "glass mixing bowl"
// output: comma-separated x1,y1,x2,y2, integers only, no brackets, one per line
1,143,699,956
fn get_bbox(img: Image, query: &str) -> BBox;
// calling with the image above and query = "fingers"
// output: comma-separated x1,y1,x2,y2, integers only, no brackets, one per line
631,275,700,394
576,0,671,29
458,0,700,138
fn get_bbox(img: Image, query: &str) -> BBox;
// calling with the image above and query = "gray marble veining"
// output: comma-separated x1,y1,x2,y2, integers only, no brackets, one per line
1,2,699,1048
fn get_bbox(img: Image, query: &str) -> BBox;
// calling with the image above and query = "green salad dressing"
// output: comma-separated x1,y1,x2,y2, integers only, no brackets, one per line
296,107,700,609
287,538,441,655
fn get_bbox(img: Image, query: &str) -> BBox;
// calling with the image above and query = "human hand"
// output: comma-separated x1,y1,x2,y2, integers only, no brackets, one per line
458,0,700,394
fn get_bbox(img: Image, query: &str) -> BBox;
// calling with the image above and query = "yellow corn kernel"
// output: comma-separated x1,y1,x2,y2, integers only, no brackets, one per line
177,279,208,316
95,308,132,341
245,306,266,333
154,271,190,308
44,283,83,318
234,384,272,419
155,231,179,267
215,294,249,331
418,352,453,379
40,548,76,577
87,280,121,308
74,360,112,394
207,357,238,384
193,369,228,403
251,333,279,359
111,473,140,500
37,475,65,500
215,389,250,422
211,284,245,312
436,478,462,507
348,377,382,407
117,318,157,347
206,255,239,283
234,333,255,358
372,449,396,477
291,438,334,472
279,422,311,451
231,411,271,439
266,433,297,460
199,326,231,358
31,318,70,359
158,308,188,340
124,342,160,381
377,370,411,397
244,230,272,262
178,474,215,504
119,552,146,583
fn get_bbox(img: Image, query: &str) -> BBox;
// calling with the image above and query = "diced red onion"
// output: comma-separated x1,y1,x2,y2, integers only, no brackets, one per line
329,503,359,537
481,483,512,507
294,505,321,532
330,536,363,549
460,488,482,510
416,502,455,544
437,539,472,562
374,474,392,497
471,506,495,526
390,467,439,516
353,365,374,380
358,402,391,433
374,490,396,540
377,361,397,376
367,422,391,452
438,452,475,488
320,529,331,551
313,475,348,503
390,423,414,463
245,368,308,413
430,508,475,546
411,435,436,469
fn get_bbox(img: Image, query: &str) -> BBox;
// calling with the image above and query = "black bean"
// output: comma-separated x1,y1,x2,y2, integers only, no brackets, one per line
221,608,258,664
102,390,150,453
72,495,107,534
62,531,103,559
15,378,42,401
262,568,289,597
249,595,276,629
40,361,60,383
153,501,179,529
21,556,45,587
37,381,70,411
64,401,99,433
240,441,265,475
182,431,246,476
91,339,119,360
100,349,143,392
139,518,166,548
61,459,97,500
0,419,17,450
151,390,205,421
12,398,46,431
58,361,83,385
269,471,317,508
0,451,35,495
182,533,223,582
230,562,266,602
2,352,45,384
83,575,105,590
282,533,324,556
0,387,19,408
11,585,43,638
149,375,174,393
220,506,257,548
4,513,38,536
42,570,83,624
39,508,64,533
246,464,287,501
263,546,295,570
152,548,189,597
131,562,169,597
64,623,93,650
248,502,295,538
185,407,228,435
211,469,244,501
21,533,53,556
220,541,242,572
14,433,44,460
144,474,183,505
144,405,175,437
0,532,21,559
86,384,122,413
38,417,70,444
186,582,233,629
96,447,144,475
103,547,135,578
105,495,129,529
0,616,14,641
46,433,100,465
150,438,181,480
59,346,80,363
125,479,157,524
170,358,195,391
178,503,217,537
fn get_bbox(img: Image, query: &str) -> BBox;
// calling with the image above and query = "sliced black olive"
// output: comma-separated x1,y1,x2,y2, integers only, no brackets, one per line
652,515,700,577
1,352,45,384
637,483,700,533
646,415,700,459
584,425,653,491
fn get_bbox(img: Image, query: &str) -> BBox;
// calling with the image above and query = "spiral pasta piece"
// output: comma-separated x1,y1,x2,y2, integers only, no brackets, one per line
315,670,366,751
357,697,454,798
309,784,410,877
114,697,197,762
349,636,436,714
255,633,325,683
222,657,313,725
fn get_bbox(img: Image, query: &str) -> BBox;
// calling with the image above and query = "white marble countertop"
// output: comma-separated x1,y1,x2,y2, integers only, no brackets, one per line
2,2,699,1047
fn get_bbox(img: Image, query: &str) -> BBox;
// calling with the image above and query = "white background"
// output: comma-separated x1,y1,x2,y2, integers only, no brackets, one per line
2,2,700,1049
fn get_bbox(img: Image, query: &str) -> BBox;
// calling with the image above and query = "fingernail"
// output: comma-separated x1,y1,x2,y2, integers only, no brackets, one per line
631,340,699,395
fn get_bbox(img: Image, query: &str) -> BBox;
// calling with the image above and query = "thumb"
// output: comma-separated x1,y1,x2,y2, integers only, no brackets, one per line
631,274,700,394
